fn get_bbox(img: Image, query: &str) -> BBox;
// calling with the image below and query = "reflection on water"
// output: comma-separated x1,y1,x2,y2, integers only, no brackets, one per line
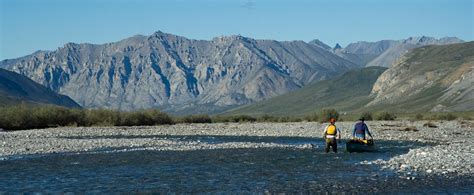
0,136,471,193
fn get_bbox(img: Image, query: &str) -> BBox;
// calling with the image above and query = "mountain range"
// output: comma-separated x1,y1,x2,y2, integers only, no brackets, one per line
0,31,358,113
327,36,463,67
0,31,469,114
229,41,474,115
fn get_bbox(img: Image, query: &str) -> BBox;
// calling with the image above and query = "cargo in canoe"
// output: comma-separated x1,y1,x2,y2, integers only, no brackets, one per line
346,139,375,152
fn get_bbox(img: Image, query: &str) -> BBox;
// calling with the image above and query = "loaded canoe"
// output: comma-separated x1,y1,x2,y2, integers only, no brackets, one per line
346,139,375,152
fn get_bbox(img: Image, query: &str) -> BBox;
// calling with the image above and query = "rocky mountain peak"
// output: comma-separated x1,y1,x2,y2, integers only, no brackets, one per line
212,34,253,44
333,43,342,50
402,36,464,45
149,30,178,41
308,39,331,50
151,30,167,37
403,36,434,45
439,37,464,43
62,42,80,50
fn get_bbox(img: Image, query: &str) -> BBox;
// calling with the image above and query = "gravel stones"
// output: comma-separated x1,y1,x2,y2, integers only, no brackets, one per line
0,120,472,177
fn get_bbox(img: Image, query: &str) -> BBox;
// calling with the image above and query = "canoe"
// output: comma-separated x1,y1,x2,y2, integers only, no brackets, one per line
346,139,375,152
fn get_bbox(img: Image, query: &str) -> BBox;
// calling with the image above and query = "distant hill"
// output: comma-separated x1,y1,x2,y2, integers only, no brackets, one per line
0,68,80,108
367,41,474,112
225,66,387,116
312,36,464,67
0,31,357,114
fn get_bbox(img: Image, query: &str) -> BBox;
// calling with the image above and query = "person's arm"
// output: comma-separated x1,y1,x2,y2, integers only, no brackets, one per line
352,125,356,137
337,128,341,140
323,126,328,138
365,124,372,138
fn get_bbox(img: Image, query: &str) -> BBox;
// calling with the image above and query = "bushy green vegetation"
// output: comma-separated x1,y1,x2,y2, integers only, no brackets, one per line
212,115,257,123
256,115,306,122
277,116,302,122
0,105,80,130
415,113,424,120
303,113,319,122
119,109,174,126
1,104,469,131
212,115,307,123
384,111,474,121
320,109,339,122
375,112,397,120
83,109,120,126
0,104,174,130
256,114,280,122
360,112,373,121
181,114,213,123
431,113,457,121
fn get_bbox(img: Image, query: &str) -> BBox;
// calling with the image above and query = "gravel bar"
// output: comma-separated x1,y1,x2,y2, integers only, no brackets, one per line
1,120,473,177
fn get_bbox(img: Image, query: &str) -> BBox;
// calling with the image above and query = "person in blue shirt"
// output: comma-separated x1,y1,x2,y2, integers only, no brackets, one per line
352,117,372,140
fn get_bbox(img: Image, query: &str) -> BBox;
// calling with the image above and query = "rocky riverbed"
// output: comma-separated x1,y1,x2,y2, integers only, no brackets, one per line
0,121,472,193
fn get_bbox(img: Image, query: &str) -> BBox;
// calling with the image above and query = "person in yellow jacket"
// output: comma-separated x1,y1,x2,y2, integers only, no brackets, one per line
323,118,341,153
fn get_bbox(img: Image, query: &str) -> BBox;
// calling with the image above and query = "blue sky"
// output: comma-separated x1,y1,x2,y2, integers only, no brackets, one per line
0,0,473,60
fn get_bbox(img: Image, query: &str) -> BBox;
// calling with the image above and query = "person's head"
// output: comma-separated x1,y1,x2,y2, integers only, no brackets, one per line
359,117,365,122
329,118,336,124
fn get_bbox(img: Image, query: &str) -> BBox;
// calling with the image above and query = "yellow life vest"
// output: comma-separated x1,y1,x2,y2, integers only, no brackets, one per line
327,124,337,135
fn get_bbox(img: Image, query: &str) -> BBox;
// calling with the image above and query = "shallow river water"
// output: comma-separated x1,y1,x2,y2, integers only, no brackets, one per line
1,135,472,193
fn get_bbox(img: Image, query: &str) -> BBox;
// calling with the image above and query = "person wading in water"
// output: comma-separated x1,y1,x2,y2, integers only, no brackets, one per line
352,117,372,140
323,118,341,153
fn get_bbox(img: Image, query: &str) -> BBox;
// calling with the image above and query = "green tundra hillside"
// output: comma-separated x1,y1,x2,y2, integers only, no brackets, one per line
225,66,387,116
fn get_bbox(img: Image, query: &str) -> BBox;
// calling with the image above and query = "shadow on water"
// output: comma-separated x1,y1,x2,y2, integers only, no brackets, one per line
0,135,471,193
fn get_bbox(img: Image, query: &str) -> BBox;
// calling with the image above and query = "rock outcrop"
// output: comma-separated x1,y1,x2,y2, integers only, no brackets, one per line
368,41,474,112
